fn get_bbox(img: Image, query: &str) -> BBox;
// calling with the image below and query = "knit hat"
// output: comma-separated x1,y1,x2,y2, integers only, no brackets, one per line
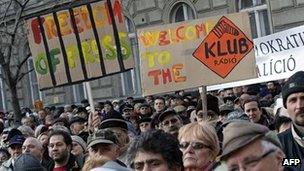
219,120,282,161
14,153,45,171
282,71,304,108
71,135,87,151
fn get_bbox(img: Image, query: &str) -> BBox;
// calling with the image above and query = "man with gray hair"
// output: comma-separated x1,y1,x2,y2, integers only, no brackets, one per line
22,137,43,162
218,120,285,171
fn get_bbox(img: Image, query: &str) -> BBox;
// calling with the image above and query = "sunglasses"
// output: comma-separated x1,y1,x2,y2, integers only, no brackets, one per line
179,142,211,150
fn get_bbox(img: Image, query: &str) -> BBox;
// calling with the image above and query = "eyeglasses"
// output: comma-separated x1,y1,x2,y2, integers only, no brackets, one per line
162,118,178,127
228,149,276,171
179,142,211,150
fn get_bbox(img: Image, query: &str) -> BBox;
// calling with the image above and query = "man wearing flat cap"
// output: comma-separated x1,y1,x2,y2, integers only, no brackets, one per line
138,117,152,133
219,120,285,171
99,111,131,165
278,71,304,171
87,129,127,167
158,109,183,138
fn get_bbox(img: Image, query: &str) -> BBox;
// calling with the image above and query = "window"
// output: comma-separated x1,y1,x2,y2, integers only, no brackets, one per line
238,0,271,38
72,83,86,103
170,2,195,23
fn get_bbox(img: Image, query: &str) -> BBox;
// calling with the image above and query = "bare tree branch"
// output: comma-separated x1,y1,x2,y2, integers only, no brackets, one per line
17,68,33,82
14,46,31,81
12,0,22,8
0,30,13,37
17,52,30,72
0,0,13,28
0,51,5,66
7,0,30,66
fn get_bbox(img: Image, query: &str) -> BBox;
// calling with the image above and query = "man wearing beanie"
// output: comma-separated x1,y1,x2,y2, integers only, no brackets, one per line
278,71,304,171
71,136,87,168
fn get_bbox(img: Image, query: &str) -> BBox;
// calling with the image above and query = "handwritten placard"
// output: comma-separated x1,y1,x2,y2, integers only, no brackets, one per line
26,0,134,90
138,12,256,96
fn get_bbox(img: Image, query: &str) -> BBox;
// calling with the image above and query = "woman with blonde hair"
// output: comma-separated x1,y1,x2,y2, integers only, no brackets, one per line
82,156,110,171
178,122,220,171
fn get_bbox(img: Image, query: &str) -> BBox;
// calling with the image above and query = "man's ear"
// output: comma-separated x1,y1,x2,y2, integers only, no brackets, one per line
67,144,72,152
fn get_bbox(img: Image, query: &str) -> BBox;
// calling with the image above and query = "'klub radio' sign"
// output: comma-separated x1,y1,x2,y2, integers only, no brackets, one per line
138,12,256,96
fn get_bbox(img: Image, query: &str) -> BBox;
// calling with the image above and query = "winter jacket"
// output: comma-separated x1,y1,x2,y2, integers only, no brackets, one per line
278,127,304,171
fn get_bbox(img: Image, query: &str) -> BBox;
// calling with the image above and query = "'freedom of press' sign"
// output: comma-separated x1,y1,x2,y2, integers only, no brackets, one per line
26,0,134,90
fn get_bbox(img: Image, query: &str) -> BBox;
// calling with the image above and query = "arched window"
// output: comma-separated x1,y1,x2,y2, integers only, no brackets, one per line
238,0,271,38
170,2,195,23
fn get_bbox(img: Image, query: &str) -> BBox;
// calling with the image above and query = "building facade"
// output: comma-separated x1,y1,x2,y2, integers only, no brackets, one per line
0,0,303,110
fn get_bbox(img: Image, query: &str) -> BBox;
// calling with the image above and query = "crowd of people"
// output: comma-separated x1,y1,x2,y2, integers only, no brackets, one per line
0,71,303,171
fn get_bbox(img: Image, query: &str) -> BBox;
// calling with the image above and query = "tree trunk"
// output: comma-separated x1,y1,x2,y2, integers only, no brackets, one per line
9,85,22,126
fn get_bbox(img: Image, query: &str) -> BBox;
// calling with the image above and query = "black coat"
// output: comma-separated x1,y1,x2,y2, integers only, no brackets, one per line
278,128,304,171
48,153,81,171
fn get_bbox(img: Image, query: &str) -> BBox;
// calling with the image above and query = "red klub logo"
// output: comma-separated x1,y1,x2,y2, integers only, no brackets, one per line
192,16,254,78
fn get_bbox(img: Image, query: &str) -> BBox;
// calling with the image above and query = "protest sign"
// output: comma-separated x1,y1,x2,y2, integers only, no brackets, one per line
138,12,256,96
207,24,304,91
26,0,134,90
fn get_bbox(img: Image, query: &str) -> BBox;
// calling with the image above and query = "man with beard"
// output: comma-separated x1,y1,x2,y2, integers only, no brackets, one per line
158,109,183,138
48,130,80,171
278,71,304,171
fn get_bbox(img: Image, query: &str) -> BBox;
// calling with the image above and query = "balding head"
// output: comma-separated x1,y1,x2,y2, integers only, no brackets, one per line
22,137,43,161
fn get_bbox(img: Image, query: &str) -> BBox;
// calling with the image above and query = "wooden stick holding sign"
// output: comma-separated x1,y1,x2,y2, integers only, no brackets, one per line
85,82,95,114
199,86,208,121
85,81,98,133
